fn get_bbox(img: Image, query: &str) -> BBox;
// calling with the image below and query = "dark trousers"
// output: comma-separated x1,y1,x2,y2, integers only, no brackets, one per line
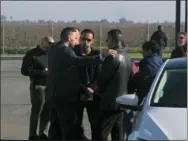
29,83,50,138
48,107,61,140
54,100,78,140
111,119,123,140
96,111,124,141
111,111,133,140
76,96,100,140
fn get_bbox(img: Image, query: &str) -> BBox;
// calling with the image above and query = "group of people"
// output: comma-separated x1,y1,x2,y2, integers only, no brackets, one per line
21,26,187,141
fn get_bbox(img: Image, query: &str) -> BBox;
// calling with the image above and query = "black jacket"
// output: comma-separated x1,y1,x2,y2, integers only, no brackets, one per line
46,43,57,102
170,44,187,59
21,46,48,86
95,48,131,111
150,31,168,47
49,42,102,103
74,45,101,95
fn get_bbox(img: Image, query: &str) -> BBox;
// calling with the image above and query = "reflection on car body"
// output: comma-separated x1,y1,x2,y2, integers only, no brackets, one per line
116,57,187,140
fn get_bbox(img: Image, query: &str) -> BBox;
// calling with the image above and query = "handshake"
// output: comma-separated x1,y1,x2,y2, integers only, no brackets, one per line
80,86,95,101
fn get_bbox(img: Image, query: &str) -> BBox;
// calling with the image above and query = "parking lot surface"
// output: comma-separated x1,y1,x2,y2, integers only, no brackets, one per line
1,60,91,140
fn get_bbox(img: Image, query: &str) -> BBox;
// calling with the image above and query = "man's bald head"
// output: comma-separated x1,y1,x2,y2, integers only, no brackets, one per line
40,36,55,51
42,36,55,43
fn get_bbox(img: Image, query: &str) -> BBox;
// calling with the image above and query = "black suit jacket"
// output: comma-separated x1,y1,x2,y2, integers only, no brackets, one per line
46,43,57,103
48,41,102,103
21,46,48,86
95,49,131,111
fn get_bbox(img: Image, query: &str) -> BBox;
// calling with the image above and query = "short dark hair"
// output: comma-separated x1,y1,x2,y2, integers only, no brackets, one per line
108,29,122,35
158,25,162,29
60,27,77,41
81,29,95,38
142,40,159,53
107,29,123,48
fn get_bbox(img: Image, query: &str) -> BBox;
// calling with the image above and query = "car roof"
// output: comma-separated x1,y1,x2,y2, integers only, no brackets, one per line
165,57,187,69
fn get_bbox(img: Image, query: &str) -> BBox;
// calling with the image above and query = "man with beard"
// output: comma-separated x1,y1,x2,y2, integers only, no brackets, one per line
47,26,121,140
150,25,168,57
89,29,132,140
74,29,101,140
21,36,55,140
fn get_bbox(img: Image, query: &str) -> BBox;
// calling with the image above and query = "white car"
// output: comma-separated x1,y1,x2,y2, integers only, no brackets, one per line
116,57,187,140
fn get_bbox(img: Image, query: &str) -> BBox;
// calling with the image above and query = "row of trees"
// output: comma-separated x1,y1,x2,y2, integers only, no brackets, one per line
1,14,177,24
1,23,185,48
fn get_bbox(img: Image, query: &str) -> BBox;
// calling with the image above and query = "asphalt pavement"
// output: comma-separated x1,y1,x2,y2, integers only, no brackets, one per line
1,60,91,140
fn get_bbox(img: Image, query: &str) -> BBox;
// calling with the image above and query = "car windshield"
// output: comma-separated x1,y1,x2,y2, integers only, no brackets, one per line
150,69,187,108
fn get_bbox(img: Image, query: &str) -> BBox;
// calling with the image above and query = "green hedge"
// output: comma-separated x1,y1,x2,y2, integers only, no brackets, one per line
1,47,174,55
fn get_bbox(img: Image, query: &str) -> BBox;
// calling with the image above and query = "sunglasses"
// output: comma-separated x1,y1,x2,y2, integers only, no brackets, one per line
178,36,185,39
81,37,92,42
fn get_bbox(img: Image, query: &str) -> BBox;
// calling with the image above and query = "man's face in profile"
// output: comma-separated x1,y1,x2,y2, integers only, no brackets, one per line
68,32,78,48
80,33,94,49
75,30,81,45
106,35,113,49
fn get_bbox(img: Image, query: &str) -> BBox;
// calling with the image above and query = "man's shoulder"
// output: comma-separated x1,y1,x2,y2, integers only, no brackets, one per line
24,46,38,57
73,45,81,54
104,55,119,65
152,31,158,35
91,48,100,55
144,55,163,65
139,58,145,65
154,56,163,63
55,43,67,51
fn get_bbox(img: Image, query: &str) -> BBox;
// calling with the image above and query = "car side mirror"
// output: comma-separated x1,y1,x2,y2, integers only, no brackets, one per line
116,94,141,111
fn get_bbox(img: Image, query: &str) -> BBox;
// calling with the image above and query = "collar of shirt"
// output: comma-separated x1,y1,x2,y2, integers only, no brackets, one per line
63,42,69,47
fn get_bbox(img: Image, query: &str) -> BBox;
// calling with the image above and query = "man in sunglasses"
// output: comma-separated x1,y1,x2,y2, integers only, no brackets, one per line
21,36,54,140
73,29,101,140
170,32,187,58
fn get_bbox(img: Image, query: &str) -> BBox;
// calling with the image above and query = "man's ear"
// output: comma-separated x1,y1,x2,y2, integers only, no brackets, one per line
67,34,71,42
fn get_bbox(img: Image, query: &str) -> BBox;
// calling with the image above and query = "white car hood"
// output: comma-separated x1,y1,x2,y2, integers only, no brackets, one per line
137,107,187,140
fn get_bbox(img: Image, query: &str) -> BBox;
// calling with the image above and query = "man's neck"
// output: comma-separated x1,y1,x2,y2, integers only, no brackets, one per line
82,47,91,55
63,42,69,47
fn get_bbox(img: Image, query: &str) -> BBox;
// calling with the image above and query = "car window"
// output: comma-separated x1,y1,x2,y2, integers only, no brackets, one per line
150,69,187,108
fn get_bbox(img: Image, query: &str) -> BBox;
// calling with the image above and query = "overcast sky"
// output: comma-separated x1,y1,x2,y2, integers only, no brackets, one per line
1,1,186,22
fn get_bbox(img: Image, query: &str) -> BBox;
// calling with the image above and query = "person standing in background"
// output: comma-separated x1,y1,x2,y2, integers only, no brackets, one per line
170,32,187,58
21,36,54,140
150,25,168,57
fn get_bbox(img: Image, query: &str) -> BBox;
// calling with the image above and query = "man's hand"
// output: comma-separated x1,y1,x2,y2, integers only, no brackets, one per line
42,68,48,75
86,87,94,94
80,87,94,101
100,48,117,57
108,49,117,56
